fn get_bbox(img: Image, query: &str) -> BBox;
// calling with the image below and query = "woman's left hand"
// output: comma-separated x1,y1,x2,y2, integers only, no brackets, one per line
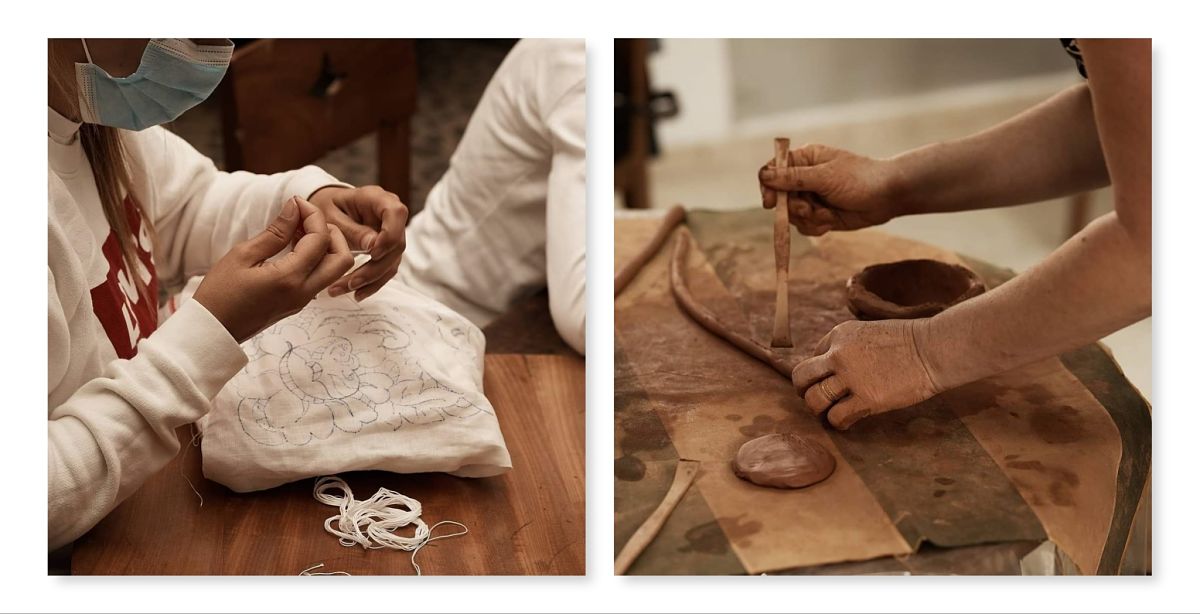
308,185,409,301
792,319,944,430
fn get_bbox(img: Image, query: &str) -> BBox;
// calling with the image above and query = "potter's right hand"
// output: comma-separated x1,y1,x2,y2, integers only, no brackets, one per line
193,196,354,342
758,144,906,236
791,318,943,430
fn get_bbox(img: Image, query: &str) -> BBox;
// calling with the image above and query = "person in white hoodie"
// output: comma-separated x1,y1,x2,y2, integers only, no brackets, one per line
47,38,411,549
390,39,587,355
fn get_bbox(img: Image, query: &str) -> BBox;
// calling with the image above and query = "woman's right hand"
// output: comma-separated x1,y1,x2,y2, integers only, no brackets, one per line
758,144,908,236
193,196,354,342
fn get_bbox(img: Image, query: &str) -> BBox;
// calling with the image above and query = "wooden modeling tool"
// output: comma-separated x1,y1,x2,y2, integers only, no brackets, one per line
771,137,793,348
614,459,700,575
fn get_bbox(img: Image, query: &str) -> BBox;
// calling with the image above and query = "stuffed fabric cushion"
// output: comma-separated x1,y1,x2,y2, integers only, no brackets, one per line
195,281,511,492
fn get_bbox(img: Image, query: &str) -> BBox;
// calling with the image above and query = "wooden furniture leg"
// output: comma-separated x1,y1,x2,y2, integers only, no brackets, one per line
623,39,651,209
378,117,413,205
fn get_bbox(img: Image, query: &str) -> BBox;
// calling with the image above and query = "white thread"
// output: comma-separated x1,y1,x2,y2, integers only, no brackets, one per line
312,476,468,575
299,563,351,576
412,520,469,576
180,424,204,507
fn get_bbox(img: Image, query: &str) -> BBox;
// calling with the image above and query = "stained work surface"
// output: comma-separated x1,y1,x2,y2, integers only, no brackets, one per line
614,209,1150,575
73,354,585,575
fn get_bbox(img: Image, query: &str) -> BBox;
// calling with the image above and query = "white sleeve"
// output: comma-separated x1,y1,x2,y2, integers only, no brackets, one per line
125,127,350,287
542,49,587,355
48,286,247,549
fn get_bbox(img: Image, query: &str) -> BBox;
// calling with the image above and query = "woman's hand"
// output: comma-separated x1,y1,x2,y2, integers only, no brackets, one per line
193,197,354,342
792,318,943,430
758,144,907,236
308,185,409,301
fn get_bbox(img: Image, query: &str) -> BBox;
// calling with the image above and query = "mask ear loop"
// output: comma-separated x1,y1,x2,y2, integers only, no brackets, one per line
80,39,94,64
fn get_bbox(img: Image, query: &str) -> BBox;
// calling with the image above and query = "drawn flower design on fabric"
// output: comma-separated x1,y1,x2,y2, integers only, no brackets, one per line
233,307,490,446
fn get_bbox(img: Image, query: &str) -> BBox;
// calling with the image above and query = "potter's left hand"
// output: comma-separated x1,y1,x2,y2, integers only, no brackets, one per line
792,319,944,430
309,185,409,301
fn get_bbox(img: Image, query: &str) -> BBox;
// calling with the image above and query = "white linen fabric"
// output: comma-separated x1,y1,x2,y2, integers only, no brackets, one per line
197,280,511,492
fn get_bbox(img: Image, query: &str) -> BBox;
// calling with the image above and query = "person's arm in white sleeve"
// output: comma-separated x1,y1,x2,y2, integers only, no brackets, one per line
542,49,587,355
125,126,349,287
48,264,246,548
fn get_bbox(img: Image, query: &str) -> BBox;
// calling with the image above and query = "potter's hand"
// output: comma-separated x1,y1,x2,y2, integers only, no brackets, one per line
309,185,410,301
792,319,943,430
758,144,905,236
194,197,354,342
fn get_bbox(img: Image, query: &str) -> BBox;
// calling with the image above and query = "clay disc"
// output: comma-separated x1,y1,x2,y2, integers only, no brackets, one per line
733,433,836,489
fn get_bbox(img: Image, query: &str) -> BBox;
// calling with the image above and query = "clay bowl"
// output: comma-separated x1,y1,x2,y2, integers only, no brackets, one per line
846,259,985,320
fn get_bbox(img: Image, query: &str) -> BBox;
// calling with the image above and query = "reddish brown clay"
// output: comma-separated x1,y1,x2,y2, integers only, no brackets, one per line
615,204,687,297
733,433,836,489
670,233,793,379
845,259,985,320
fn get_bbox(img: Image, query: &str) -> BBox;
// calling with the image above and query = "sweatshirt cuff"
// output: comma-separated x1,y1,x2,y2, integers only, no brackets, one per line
150,298,247,400
286,165,354,201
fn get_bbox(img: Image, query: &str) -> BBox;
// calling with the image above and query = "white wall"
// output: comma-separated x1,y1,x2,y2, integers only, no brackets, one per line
648,38,1081,149
647,38,734,148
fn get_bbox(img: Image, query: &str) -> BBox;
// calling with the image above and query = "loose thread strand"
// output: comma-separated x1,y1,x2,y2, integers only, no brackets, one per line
298,563,351,576
180,423,204,508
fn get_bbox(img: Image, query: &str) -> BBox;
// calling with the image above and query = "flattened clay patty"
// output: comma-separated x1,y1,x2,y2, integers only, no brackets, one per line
733,433,836,489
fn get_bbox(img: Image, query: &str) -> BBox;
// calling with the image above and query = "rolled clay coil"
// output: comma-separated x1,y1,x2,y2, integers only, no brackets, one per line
615,204,687,297
669,232,793,379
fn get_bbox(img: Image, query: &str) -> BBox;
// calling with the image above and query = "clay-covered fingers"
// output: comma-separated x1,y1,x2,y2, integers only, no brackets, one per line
803,374,850,414
792,355,833,403
826,395,874,431
759,160,831,194
813,329,835,356
760,150,797,210
302,224,354,295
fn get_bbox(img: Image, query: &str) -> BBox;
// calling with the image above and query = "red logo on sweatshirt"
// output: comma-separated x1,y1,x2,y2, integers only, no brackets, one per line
89,196,159,359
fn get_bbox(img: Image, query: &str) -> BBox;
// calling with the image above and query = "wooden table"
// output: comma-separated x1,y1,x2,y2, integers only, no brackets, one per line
614,208,1151,575
71,353,585,575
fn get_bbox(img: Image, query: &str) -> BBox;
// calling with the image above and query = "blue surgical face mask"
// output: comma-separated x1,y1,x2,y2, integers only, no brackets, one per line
75,38,233,131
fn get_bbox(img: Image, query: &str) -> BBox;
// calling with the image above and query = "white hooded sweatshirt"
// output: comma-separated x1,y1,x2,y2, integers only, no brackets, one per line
47,107,343,548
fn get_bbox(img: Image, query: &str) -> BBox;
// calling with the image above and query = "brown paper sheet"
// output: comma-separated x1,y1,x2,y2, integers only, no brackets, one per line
615,209,1149,574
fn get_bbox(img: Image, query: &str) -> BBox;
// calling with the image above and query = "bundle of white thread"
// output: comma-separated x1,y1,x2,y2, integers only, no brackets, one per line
312,476,467,575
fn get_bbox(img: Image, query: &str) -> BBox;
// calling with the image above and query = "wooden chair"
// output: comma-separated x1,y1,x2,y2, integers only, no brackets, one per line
615,39,652,209
217,39,418,204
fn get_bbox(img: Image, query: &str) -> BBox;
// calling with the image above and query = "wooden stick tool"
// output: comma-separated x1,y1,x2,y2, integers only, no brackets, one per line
771,137,793,348
614,459,700,575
